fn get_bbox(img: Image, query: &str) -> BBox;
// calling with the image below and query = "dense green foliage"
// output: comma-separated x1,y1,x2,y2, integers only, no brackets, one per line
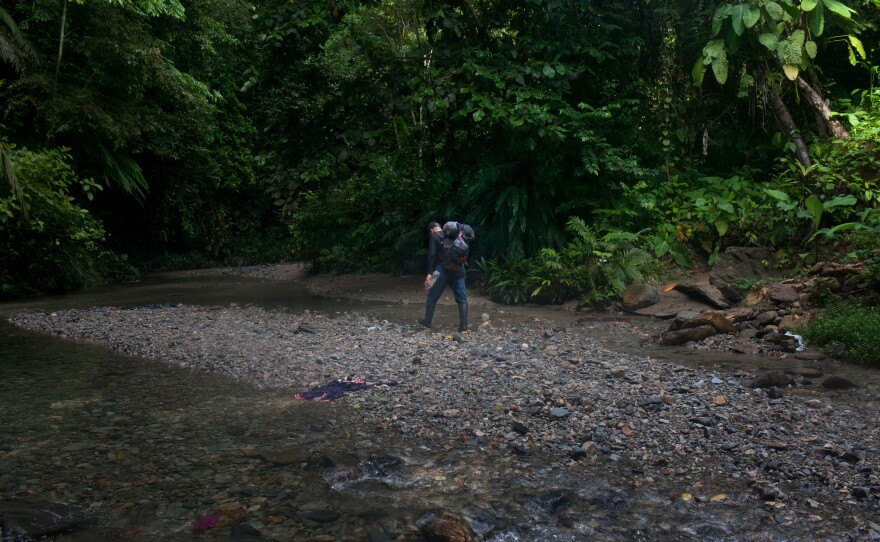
477,217,650,305
1,0,879,302
802,302,880,366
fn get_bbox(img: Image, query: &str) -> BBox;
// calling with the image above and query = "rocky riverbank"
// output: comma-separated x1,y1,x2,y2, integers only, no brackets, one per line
7,298,880,540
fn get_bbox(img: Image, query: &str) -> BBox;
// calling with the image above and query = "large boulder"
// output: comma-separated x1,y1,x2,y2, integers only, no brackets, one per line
659,325,717,346
709,247,778,288
632,289,716,319
679,311,738,334
621,284,659,311
673,282,732,309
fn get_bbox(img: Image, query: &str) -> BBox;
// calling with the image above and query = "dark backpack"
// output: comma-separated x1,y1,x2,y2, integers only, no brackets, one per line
440,221,475,271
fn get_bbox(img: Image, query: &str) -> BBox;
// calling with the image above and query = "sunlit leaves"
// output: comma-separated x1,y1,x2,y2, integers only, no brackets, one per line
808,2,826,35
805,40,817,59
759,33,778,50
743,5,761,27
848,35,866,65
712,5,731,36
821,0,855,18
763,1,784,21
730,4,744,35
696,39,728,85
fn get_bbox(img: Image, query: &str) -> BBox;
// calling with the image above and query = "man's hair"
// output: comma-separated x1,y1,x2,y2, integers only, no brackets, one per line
427,221,440,230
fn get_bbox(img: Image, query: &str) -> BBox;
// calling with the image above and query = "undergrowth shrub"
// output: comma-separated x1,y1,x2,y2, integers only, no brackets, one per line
0,144,134,297
801,303,880,366
477,218,651,305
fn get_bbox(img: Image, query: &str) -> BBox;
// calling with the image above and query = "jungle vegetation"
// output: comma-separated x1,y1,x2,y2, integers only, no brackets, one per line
1,0,879,302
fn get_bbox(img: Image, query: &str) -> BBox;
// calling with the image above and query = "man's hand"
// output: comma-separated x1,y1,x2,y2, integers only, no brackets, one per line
424,274,432,287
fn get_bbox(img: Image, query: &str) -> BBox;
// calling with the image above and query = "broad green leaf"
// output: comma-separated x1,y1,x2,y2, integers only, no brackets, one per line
712,50,729,84
712,5,732,36
764,1,784,21
848,36,866,59
789,29,805,51
821,0,854,18
692,57,707,86
704,39,725,60
808,2,825,35
824,194,857,208
542,64,556,78
731,5,744,35
805,40,817,58
848,46,856,65
801,0,817,11
778,30,804,67
759,33,778,50
473,109,484,121
714,218,729,236
804,195,823,227
717,200,735,214
783,64,799,80
743,6,761,27
764,188,791,202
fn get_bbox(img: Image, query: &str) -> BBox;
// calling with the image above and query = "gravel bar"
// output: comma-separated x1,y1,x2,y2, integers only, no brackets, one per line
9,304,880,538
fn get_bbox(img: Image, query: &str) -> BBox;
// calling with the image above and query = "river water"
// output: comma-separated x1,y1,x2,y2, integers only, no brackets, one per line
1,272,876,541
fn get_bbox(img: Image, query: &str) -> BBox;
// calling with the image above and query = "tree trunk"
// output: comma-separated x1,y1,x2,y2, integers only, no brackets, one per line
766,83,811,170
796,76,849,140
55,0,68,83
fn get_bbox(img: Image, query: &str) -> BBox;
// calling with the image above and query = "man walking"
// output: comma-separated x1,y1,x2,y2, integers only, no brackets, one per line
418,221,468,332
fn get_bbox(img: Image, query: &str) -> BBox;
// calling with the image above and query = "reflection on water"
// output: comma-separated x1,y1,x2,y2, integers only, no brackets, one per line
0,274,876,540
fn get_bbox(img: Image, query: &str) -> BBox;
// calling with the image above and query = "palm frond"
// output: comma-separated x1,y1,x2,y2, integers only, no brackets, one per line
95,146,148,202
0,7,36,73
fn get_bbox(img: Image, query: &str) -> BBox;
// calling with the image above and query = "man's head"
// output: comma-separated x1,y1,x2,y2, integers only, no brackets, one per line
427,221,441,234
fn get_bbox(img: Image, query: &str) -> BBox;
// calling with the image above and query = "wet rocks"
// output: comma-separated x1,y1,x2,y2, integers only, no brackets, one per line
0,501,89,539
659,325,716,346
621,284,659,311
417,511,475,542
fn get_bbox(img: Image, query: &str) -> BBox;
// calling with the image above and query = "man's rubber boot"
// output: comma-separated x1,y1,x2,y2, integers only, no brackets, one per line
418,302,436,328
457,302,468,332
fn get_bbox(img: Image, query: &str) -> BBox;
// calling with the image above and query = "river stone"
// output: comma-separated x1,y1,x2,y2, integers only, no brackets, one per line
0,501,89,538
679,312,737,335
549,407,569,418
741,371,793,389
300,509,339,524
673,283,732,310
738,328,759,340
257,449,313,466
631,289,715,319
709,247,777,287
671,311,703,331
659,325,716,346
821,376,858,390
795,350,826,361
785,367,823,378
621,284,659,311
778,315,801,331
767,284,799,304
755,311,778,326
417,511,475,542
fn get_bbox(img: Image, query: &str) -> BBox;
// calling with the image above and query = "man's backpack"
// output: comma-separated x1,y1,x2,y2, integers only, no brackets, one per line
440,221,475,271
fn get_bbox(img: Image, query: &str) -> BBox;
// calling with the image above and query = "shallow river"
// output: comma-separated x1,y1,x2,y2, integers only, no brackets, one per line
1,272,877,541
